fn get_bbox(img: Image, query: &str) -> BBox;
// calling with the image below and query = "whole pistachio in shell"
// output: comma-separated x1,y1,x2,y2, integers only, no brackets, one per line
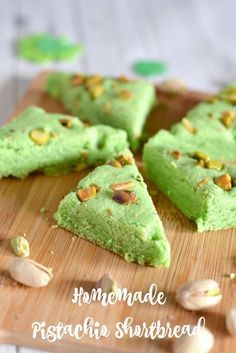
176,279,222,311
9,258,53,288
226,306,236,336
173,326,214,353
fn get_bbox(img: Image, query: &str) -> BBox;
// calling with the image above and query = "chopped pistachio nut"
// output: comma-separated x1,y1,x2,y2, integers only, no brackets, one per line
112,190,137,205
90,84,104,99
92,184,101,193
59,118,73,128
214,174,232,191
192,151,209,162
110,181,134,191
220,111,235,128
77,185,98,201
30,129,50,145
170,150,182,159
207,95,218,103
116,154,134,166
182,118,197,134
10,235,30,257
85,75,103,88
71,74,85,86
206,160,224,171
232,178,236,187
197,159,206,168
119,90,133,100
118,75,129,83
198,178,208,188
107,159,122,168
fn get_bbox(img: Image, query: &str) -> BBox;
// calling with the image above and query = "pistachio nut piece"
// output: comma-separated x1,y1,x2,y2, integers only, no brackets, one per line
10,235,30,257
176,279,222,311
96,274,117,294
226,306,236,336
173,326,214,353
9,258,53,287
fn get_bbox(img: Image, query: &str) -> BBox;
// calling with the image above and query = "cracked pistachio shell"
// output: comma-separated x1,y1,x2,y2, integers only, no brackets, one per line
9,258,53,287
173,326,214,353
176,279,222,311
226,306,236,336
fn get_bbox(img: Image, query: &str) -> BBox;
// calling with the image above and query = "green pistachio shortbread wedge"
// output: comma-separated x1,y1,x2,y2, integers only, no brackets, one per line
0,106,128,178
46,72,156,150
55,151,170,267
143,83,236,232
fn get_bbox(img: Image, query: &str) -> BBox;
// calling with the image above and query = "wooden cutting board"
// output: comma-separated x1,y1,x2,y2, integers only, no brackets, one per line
0,73,235,353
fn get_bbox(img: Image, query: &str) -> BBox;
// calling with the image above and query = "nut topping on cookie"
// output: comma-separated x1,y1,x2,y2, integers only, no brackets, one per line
192,151,209,163
30,129,50,145
71,74,85,86
170,150,182,159
182,118,197,134
110,181,134,191
59,118,73,128
90,84,104,99
214,174,232,191
112,190,137,205
206,160,224,171
119,90,133,100
116,154,134,166
220,111,235,127
198,178,208,187
77,185,98,201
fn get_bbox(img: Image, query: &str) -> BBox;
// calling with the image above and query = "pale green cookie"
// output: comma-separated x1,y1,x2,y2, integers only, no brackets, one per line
46,72,156,150
55,151,170,267
0,106,128,178
144,83,236,232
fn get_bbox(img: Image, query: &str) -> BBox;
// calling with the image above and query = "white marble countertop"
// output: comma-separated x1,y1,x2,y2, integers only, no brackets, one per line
0,0,235,352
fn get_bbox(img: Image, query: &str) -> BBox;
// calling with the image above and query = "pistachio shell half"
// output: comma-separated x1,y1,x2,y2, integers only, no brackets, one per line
96,274,117,294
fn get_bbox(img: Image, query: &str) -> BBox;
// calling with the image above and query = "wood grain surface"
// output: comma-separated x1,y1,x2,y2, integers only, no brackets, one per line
0,72,235,353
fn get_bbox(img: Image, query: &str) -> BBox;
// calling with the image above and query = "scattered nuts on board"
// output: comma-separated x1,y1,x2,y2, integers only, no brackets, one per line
10,235,30,257
9,258,53,287
176,279,222,311
226,306,236,336
173,326,214,353
96,274,117,294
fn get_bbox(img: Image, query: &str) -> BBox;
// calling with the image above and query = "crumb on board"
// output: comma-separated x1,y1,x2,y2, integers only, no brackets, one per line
40,207,47,214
